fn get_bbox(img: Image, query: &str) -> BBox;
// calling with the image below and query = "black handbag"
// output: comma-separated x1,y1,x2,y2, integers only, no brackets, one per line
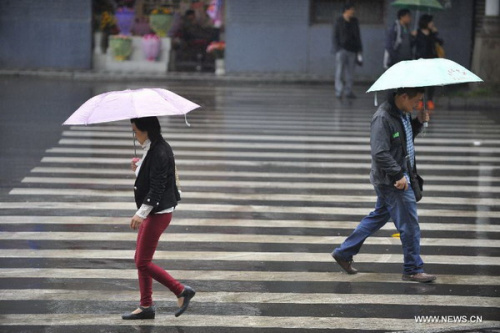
406,156,423,202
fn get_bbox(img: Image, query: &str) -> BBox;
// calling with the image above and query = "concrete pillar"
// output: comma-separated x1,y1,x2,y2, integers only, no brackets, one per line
472,0,500,83
486,0,499,16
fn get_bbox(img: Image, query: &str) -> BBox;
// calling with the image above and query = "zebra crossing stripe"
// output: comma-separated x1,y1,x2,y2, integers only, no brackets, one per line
1,232,499,248
39,157,500,171
2,215,499,232
1,201,499,218
0,268,498,285
19,177,500,193
0,249,498,265
1,314,498,331
27,167,500,183
9,188,500,206
58,136,500,146
45,147,500,163
1,289,497,307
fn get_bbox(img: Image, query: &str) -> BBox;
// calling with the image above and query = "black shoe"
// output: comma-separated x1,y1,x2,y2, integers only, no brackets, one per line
332,252,358,274
345,93,357,99
402,272,437,283
122,305,155,320
175,286,196,317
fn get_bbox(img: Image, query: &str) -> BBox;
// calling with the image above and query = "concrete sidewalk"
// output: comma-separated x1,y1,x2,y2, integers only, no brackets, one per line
0,68,336,84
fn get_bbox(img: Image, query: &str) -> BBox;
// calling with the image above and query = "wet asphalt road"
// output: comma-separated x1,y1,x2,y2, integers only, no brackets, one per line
0,76,499,332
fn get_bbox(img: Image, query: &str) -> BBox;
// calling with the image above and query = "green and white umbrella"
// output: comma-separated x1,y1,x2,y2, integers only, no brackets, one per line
367,58,482,93
367,58,483,128
391,0,444,11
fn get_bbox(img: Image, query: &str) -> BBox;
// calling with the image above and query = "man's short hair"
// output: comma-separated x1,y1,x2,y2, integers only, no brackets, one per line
397,9,411,19
396,87,425,98
343,2,355,12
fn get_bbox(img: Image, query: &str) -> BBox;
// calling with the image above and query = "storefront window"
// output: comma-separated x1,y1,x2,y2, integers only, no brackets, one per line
310,0,385,25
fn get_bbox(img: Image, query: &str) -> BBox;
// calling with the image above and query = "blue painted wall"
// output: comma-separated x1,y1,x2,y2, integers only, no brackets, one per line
0,0,92,70
226,0,475,80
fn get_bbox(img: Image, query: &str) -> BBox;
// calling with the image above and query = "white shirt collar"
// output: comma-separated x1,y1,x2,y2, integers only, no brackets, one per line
141,139,151,151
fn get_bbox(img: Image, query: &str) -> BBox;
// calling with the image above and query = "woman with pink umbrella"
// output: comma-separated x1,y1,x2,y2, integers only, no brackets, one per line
63,88,200,319
122,116,195,319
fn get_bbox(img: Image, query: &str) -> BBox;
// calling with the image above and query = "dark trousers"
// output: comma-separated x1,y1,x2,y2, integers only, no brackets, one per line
135,213,184,306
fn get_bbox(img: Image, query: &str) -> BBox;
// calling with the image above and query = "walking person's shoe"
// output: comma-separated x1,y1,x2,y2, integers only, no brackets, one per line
345,93,357,99
331,252,358,274
175,286,196,317
122,305,156,320
402,272,437,283
426,100,435,110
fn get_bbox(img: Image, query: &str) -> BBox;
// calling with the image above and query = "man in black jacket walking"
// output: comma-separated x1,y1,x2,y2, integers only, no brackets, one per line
332,2,362,99
331,88,437,283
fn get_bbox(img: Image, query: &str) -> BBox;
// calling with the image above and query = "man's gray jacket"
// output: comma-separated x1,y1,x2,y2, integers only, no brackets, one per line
370,95,423,187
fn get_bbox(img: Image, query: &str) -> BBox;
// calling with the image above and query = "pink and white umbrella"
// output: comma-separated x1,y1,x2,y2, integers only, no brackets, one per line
63,88,200,126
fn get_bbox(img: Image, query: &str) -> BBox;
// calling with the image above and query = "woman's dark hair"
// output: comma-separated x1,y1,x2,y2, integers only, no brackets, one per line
397,9,411,19
419,14,433,30
131,116,162,143
396,87,425,98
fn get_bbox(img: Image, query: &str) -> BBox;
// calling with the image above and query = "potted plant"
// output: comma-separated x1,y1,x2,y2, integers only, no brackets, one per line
115,7,135,36
207,41,225,75
110,35,132,61
141,34,161,61
149,7,173,37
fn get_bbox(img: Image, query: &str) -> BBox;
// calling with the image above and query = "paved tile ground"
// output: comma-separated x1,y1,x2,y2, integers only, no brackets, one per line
0,77,499,332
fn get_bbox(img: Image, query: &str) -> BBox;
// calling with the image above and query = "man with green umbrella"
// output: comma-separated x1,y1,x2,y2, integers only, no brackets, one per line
331,87,436,283
384,8,415,69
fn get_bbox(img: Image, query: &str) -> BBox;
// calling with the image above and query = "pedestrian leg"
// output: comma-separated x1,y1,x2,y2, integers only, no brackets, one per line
344,51,356,96
135,213,184,307
334,50,345,97
384,186,424,275
333,190,391,262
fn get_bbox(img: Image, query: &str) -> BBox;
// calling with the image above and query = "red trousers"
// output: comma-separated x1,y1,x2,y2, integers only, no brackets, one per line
135,213,184,306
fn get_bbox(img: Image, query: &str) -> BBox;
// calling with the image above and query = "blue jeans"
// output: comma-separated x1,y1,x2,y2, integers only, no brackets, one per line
335,49,356,97
333,184,424,275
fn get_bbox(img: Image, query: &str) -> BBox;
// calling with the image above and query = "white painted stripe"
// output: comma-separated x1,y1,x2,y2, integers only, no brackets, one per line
0,249,497,265
59,137,500,148
62,117,500,131
0,268,496,285
1,289,497,308
29,167,500,183
20,177,500,193
1,201,499,218
61,130,500,142
40,157,500,171
1,232,498,248
46,147,500,163
9,188,500,207
2,314,498,331
1,216,499,232
58,134,500,154
61,128,500,139
67,111,492,123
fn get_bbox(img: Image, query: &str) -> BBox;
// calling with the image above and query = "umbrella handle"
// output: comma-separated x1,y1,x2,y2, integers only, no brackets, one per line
423,122,428,128
132,132,137,157
185,114,191,127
